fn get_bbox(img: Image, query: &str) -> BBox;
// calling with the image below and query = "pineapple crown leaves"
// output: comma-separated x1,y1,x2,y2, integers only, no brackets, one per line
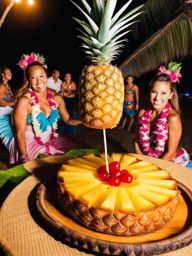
70,0,144,64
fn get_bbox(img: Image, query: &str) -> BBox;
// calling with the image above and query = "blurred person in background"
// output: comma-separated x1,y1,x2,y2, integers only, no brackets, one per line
0,65,18,164
59,72,79,135
121,75,139,131
47,69,62,93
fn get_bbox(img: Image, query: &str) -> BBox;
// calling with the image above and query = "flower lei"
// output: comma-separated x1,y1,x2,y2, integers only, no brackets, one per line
18,52,47,70
138,103,171,157
30,90,59,139
158,61,182,83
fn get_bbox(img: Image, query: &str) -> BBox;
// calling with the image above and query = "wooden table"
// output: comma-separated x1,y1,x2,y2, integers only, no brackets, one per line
0,154,192,256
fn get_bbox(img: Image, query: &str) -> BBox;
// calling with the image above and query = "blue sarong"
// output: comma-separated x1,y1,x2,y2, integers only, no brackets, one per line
123,101,136,116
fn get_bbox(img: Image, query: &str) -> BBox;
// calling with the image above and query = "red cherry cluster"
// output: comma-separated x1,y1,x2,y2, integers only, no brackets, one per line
97,161,133,186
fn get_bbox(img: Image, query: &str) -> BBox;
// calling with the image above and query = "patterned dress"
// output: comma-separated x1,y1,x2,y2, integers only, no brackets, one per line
0,91,18,164
25,110,81,160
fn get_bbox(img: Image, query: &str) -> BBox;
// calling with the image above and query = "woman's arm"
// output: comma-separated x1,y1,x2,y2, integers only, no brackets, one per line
134,85,139,111
13,96,29,157
134,109,145,154
60,82,65,97
134,109,145,155
71,82,77,95
55,94,82,125
161,113,182,161
0,84,16,107
135,142,144,155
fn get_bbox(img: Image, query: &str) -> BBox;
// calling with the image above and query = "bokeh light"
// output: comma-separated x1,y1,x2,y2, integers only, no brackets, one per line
27,0,34,5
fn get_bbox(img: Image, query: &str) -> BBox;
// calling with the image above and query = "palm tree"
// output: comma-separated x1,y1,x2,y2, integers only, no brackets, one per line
0,0,15,28
119,0,192,78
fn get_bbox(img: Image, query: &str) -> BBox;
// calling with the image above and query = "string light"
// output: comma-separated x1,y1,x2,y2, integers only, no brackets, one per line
0,0,35,28
28,0,34,5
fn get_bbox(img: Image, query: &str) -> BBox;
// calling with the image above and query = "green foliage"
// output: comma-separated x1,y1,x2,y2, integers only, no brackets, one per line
0,165,31,188
120,11,192,77
64,148,100,158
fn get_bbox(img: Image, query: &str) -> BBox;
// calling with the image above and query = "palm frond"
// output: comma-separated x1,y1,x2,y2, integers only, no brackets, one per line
119,12,192,78
131,0,188,42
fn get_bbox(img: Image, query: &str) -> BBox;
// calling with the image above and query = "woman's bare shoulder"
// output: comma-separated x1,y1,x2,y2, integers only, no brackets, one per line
54,93,63,102
17,93,30,105
0,83,6,90
168,109,181,123
133,84,139,89
61,81,66,86
138,109,145,117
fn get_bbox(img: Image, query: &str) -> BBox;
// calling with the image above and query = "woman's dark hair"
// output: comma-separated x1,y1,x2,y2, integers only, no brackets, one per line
0,65,10,83
150,73,180,114
126,74,135,82
15,62,47,99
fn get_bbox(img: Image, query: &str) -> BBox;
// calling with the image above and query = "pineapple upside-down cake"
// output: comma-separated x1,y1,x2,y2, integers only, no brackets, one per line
57,153,179,236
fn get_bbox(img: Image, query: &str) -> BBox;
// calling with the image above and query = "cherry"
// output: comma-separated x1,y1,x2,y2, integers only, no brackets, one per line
109,161,120,172
97,165,109,182
97,165,106,175
97,162,133,186
108,177,121,187
109,169,121,178
108,161,121,179
98,172,109,182
120,169,133,183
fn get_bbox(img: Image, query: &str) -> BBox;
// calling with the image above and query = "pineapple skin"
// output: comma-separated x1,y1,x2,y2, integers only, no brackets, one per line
58,180,179,236
79,64,124,129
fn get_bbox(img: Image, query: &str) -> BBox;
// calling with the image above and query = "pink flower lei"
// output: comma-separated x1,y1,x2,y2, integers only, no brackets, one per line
138,103,172,157
30,90,58,139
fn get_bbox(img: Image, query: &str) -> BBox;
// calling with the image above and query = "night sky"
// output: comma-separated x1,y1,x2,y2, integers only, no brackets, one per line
0,0,191,94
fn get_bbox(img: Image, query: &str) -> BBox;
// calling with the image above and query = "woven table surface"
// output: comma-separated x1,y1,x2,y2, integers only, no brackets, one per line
0,154,192,256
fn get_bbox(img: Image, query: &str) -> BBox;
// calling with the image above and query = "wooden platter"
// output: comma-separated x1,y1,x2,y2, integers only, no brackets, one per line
36,178,192,256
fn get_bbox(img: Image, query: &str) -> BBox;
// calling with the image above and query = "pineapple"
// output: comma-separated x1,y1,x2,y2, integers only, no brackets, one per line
70,0,144,128
57,153,179,236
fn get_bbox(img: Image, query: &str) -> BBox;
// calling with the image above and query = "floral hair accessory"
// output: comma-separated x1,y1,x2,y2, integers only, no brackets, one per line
158,61,182,83
18,52,47,70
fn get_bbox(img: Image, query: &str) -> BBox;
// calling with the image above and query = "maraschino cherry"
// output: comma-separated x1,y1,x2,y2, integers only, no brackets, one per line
97,165,109,181
97,161,133,186
121,169,133,183
109,161,121,178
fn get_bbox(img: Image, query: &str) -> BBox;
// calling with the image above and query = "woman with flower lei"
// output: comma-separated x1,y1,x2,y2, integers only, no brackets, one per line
0,65,18,164
135,61,190,167
13,53,82,163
